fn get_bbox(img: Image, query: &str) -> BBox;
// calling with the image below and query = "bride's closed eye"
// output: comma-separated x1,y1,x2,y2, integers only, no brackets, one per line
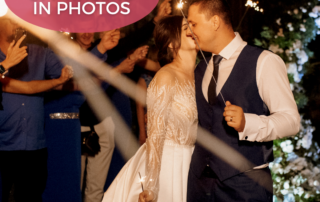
183,24,188,31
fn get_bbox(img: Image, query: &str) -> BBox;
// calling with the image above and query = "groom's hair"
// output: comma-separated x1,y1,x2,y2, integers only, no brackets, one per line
190,0,232,26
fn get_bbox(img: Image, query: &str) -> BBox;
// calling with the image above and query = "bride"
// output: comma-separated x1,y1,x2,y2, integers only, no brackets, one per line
102,15,198,202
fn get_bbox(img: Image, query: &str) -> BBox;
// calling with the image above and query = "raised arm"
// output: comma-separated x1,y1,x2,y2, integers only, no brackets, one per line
107,0,172,64
1,66,71,94
0,35,28,73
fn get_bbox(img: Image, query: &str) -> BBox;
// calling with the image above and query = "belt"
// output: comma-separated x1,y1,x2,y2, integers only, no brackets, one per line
49,113,79,119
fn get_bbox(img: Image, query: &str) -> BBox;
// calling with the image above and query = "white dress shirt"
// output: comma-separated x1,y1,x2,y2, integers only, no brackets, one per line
202,33,300,168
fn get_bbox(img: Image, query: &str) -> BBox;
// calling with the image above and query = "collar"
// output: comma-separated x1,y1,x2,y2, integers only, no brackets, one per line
212,32,244,60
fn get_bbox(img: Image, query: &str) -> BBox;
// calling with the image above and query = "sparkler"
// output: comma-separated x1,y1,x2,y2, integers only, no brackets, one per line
237,0,263,31
138,172,145,191
177,0,226,106
245,0,263,12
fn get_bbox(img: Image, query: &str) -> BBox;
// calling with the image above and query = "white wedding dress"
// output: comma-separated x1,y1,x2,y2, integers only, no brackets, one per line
102,76,198,202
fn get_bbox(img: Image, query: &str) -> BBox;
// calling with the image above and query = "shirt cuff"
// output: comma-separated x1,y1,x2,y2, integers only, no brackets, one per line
238,113,264,142
91,46,108,61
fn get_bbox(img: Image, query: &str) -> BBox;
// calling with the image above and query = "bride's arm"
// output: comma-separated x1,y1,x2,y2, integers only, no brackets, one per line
143,70,174,201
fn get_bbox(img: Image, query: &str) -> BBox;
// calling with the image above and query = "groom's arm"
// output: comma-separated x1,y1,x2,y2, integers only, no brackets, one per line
224,51,300,142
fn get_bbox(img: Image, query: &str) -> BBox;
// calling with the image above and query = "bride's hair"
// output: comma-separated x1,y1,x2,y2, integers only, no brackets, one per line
154,15,183,64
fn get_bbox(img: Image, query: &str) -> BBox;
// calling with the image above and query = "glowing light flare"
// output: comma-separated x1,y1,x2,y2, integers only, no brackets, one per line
138,176,146,183
245,0,254,7
61,32,70,37
245,0,263,13
0,0,9,17
177,0,184,9
138,172,145,191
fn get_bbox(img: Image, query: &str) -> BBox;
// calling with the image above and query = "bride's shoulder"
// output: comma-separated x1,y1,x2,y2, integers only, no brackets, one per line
151,66,176,87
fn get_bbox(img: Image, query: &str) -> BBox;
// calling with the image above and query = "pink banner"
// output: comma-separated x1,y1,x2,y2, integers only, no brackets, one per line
5,0,158,32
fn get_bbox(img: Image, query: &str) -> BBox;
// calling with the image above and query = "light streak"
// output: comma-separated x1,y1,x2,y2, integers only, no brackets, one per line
0,0,8,17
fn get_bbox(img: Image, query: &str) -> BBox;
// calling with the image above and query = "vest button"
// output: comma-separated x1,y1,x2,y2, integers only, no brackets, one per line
245,136,248,140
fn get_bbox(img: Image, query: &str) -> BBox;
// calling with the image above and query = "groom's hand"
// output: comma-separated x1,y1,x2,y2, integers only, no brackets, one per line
223,101,246,132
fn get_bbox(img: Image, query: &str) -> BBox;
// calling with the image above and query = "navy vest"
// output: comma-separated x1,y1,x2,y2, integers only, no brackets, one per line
191,45,274,181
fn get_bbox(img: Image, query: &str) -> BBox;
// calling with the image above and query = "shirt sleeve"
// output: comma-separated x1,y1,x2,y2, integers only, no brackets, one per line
145,76,173,200
238,51,300,142
90,46,108,61
44,48,64,79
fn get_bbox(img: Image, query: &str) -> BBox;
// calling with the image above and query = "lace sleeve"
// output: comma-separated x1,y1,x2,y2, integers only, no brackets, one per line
145,76,174,200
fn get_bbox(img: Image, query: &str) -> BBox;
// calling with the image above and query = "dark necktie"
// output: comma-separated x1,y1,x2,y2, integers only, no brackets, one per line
208,55,223,105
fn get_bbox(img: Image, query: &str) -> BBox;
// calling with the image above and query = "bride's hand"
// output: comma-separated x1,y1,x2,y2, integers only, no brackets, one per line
138,190,154,202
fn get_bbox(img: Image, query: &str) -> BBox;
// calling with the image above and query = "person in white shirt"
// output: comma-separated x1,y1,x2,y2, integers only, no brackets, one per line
186,0,300,201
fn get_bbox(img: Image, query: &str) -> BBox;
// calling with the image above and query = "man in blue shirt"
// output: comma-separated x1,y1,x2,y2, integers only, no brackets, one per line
0,17,64,202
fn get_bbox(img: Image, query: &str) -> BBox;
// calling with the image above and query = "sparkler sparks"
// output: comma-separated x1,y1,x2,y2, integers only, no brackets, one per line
245,0,263,13
177,0,184,9
138,172,145,191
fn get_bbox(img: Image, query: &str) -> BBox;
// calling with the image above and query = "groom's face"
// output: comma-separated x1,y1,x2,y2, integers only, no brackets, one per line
187,4,216,52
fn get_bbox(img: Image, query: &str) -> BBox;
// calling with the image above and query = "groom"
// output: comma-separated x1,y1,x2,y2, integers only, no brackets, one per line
186,0,300,201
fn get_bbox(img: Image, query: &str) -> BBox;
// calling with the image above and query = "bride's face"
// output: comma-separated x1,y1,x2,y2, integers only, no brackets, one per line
179,19,197,51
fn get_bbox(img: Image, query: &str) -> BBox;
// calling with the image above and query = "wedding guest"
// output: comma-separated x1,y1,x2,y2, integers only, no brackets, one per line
80,36,148,202
42,30,120,202
0,16,66,202
105,0,172,65
1,67,71,94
